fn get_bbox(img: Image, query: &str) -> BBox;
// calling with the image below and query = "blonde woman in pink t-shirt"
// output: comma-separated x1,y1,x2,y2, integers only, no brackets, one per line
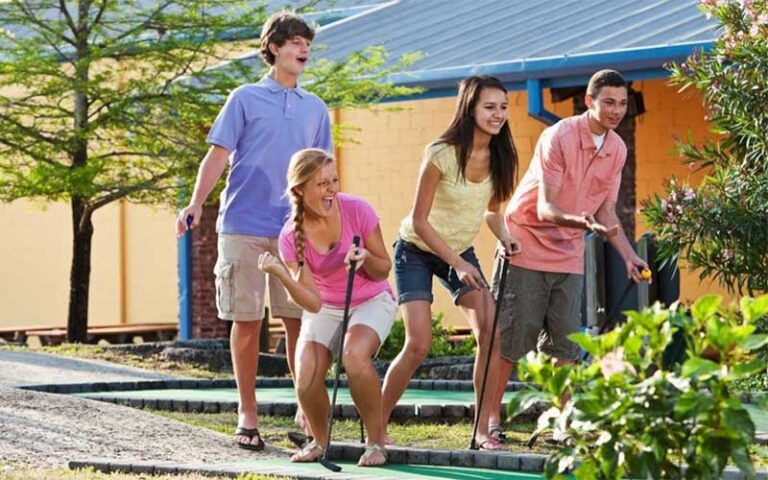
258,148,396,467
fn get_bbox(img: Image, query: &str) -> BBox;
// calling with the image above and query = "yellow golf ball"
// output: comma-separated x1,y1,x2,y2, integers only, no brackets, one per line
641,268,652,281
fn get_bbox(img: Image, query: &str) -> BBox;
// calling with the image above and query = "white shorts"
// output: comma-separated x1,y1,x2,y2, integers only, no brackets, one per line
298,292,397,356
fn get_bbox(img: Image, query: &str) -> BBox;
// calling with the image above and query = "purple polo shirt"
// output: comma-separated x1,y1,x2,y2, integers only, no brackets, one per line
207,75,333,237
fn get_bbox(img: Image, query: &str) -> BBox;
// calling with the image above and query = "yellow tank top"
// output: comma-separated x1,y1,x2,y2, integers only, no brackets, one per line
399,143,493,254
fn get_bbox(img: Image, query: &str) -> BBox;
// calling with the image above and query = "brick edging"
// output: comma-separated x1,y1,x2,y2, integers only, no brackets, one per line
68,450,768,480
17,377,530,394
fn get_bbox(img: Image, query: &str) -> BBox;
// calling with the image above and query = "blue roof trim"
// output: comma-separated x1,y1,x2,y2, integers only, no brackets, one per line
386,42,714,91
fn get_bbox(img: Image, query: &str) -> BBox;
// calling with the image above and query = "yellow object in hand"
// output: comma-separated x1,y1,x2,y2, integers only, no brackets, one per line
641,268,652,281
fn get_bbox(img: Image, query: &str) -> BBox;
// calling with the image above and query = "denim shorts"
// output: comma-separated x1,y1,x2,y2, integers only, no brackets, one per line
393,238,486,305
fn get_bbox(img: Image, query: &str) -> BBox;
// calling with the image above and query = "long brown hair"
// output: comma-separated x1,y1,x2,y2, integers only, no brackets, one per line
285,148,335,265
436,75,517,203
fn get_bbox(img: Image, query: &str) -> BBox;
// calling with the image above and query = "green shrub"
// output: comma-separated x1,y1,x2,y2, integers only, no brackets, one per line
377,312,477,361
508,295,768,479
641,0,768,295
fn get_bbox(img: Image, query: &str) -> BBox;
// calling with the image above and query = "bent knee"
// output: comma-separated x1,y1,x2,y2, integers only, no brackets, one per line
342,348,372,373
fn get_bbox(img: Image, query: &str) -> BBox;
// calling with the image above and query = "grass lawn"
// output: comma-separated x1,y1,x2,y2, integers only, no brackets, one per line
154,410,555,455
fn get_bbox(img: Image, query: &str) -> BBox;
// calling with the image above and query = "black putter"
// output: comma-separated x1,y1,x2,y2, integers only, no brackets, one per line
469,254,509,450
319,235,360,472
582,267,651,362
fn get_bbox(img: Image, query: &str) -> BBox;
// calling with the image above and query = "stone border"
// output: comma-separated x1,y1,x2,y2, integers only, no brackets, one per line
67,444,768,480
68,442,550,477
18,378,532,420
18,377,531,394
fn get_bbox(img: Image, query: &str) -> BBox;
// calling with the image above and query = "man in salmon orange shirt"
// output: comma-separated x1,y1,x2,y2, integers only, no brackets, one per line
486,70,648,439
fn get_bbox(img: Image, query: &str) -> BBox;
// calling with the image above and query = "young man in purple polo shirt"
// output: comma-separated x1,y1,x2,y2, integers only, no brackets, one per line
176,12,332,451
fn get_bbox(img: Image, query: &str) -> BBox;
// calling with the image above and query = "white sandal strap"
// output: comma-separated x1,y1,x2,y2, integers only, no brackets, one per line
360,443,387,460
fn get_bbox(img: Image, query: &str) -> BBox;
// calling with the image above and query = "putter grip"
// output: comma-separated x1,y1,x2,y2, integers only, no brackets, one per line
350,235,361,268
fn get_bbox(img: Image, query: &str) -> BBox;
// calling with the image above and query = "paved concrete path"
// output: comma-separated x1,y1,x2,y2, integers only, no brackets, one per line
0,349,183,386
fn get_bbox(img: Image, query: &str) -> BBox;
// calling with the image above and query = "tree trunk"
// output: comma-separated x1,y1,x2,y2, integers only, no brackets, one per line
67,2,92,343
67,197,93,343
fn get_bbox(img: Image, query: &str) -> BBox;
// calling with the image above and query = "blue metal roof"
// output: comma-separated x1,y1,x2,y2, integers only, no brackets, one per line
306,0,718,92
0,1,390,56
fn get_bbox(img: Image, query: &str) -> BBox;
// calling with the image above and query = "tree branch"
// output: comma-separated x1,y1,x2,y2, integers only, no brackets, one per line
90,169,175,211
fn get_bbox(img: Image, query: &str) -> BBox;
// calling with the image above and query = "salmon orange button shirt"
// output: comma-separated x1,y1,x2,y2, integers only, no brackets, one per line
507,112,627,275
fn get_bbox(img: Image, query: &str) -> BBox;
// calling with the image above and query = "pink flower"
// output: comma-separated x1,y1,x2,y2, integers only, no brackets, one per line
600,348,637,379
723,249,734,261
684,189,696,201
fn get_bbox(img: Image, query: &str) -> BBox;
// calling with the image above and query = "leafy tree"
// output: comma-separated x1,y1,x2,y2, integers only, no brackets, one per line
641,0,768,295
0,1,418,342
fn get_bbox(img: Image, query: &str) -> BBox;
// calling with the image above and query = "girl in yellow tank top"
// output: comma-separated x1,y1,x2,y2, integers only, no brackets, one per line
382,75,521,451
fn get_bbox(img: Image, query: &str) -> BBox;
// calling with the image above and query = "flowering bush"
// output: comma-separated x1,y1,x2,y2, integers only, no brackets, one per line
508,295,768,479
641,0,768,294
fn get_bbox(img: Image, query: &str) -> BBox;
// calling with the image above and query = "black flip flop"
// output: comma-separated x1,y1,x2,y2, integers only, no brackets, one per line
234,426,265,451
287,431,314,449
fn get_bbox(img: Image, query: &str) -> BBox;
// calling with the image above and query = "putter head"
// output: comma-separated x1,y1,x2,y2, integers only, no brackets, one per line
319,457,342,472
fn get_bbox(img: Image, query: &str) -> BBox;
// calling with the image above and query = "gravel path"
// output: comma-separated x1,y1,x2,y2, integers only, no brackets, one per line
0,349,287,468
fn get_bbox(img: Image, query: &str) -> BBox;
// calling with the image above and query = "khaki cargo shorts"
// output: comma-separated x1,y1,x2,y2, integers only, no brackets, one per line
214,234,302,322
491,263,583,362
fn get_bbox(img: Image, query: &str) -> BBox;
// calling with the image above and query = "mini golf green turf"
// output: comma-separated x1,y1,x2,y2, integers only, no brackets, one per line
75,387,516,405
218,458,546,479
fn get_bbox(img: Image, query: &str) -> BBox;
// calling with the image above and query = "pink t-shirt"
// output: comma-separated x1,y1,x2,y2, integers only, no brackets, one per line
278,193,394,308
507,112,627,274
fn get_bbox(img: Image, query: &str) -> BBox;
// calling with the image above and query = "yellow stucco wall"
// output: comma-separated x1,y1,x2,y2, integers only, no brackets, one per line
335,92,572,328
336,79,731,327
0,78,732,332
0,200,176,330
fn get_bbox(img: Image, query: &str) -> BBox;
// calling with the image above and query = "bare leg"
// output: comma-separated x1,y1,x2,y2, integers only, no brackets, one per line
231,320,263,448
457,288,502,449
488,358,515,429
281,317,309,434
342,325,387,466
281,317,301,379
380,300,432,437
293,340,332,452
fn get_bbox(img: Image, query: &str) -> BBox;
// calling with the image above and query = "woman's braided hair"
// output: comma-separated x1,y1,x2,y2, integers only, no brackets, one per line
286,148,335,266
